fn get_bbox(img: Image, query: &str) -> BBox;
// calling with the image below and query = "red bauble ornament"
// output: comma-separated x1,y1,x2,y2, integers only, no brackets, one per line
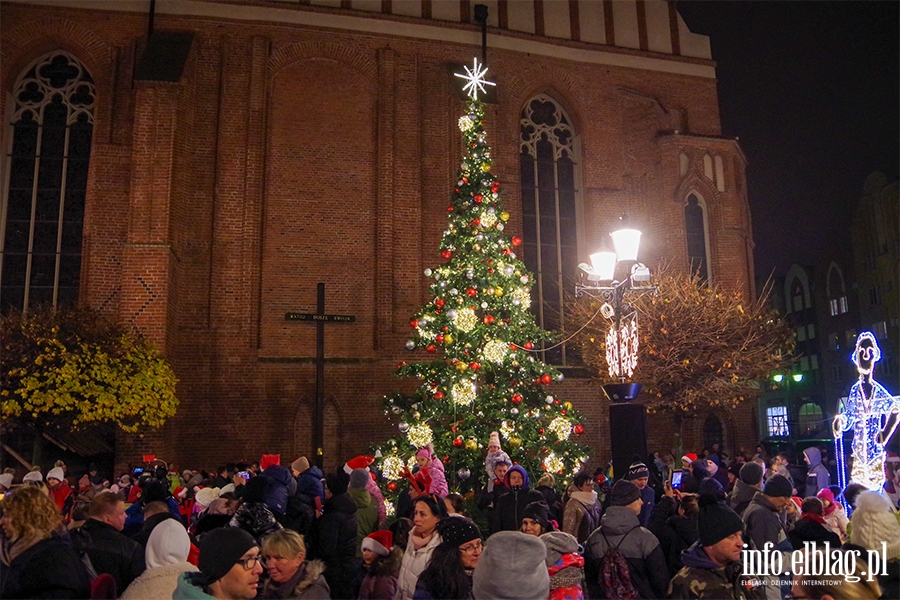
410,318,418,328
465,287,477,297
453,436,463,447
442,326,449,332
426,344,436,353
441,250,452,259
484,315,495,324
434,391,444,400
502,248,511,255
511,394,523,404
511,236,523,247
448,205,454,212
469,361,480,371
443,455,450,463
509,343,518,350
561,409,567,415
462,177,468,183
541,374,553,385
491,182,500,192
435,334,444,343
573,424,585,435
435,298,445,308
397,361,407,369
387,481,397,492
474,194,483,203
539,428,544,434
524,342,534,350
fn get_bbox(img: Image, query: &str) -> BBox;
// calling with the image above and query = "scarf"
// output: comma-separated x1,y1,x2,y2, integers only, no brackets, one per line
800,513,826,525
410,530,435,550
1,531,49,565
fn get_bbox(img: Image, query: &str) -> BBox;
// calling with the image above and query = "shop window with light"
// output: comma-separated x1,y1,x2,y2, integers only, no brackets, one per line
798,402,824,437
684,193,709,282
766,406,790,437
1,52,93,313
520,95,580,365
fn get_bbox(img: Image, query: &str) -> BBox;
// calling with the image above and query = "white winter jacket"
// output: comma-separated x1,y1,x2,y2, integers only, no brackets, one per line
396,532,442,600
120,561,198,600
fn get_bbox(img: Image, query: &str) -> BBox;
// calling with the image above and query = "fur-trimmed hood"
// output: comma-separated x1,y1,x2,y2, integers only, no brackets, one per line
261,559,329,598
366,546,403,578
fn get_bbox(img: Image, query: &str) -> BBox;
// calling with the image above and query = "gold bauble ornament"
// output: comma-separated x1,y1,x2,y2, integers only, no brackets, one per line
412,411,421,419
563,402,573,410
494,287,503,297
500,212,510,222
465,439,478,451
444,334,454,344
481,164,491,172
509,436,522,448
456,362,468,372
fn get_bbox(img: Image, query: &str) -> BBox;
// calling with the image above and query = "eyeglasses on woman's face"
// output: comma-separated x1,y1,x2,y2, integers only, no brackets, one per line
459,540,483,554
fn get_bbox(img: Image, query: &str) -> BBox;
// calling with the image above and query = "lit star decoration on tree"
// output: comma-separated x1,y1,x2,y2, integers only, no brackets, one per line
372,61,590,506
454,57,496,101
833,331,900,491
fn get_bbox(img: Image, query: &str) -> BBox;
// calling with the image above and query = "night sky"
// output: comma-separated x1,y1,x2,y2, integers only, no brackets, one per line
676,1,899,277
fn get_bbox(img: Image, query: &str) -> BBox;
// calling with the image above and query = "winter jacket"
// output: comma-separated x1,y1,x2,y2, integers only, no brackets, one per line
358,548,401,600
637,483,655,528
727,479,759,517
535,484,563,523
130,512,174,548
366,477,388,527
547,552,584,600
349,488,380,558
788,514,841,551
668,541,766,599
297,466,326,507
260,559,331,599
421,457,448,498
491,465,544,533
261,464,294,517
120,561,198,600
822,502,848,542
123,496,181,534
49,480,76,523
172,572,217,599
396,532,442,600
648,496,698,577
308,492,361,600
79,518,146,593
802,447,830,497
742,493,791,554
229,501,284,542
0,534,92,599
561,490,601,543
584,505,669,599
681,461,710,494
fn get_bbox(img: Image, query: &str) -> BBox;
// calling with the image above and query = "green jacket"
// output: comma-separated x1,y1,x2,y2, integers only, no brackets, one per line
172,573,217,599
349,488,379,557
668,542,766,600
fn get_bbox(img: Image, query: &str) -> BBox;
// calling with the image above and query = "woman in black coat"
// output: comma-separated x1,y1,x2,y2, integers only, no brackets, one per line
0,486,92,599
306,471,360,599
490,466,544,533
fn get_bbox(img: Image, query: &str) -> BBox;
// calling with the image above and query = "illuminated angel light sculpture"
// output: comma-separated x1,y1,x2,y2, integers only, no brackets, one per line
832,331,900,491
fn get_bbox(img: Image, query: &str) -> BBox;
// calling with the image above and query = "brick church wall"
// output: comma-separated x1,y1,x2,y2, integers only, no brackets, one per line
1,0,760,474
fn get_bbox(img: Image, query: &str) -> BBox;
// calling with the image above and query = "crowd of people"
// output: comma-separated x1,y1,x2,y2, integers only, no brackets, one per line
0,438,898,600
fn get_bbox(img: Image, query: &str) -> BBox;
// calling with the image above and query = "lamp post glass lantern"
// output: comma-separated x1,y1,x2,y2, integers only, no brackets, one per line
576,218,657,398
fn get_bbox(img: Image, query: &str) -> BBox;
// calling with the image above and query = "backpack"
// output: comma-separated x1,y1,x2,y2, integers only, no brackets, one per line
598,527,638,599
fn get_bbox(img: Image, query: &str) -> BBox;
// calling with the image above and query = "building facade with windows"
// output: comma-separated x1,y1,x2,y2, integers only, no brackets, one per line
1,0,757,469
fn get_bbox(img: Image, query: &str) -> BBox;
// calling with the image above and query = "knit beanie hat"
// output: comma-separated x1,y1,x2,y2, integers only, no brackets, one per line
197,527,258,584
816,488,836,515
291,457,310,474
540,530,581,567
47,467,65,482
522,501,550,531
608,480,641,506
739,462,764,486
698,494,744,546
698,476,725,501
438,518,481,548
849,491,900,560
23,469,43,483
259,454,280,471
728,463,743,480
194,487,220,508
0,473,13,488
626,462,650,481
472,531,550,600
349,468,370,490
361,530,393,557
416,445,434,460
763,474,792,498
488,431,502,450
326,471,350,496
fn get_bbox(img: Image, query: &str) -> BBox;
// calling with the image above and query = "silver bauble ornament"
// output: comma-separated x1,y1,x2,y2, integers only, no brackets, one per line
424,268,432,276
457,468,471,480
405,340,415,350
398,422,410,433
511,408,519,416
391,406,402,414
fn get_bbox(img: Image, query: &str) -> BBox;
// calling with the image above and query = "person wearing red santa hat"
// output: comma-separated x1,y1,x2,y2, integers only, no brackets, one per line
359,530,402,599
344,455,387,526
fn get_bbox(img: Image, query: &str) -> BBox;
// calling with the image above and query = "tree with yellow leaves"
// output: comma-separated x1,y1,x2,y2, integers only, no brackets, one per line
567,268,794,415
1,306,178,436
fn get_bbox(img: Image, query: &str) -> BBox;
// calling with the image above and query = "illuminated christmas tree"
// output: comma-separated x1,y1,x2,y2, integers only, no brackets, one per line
373,60,590,512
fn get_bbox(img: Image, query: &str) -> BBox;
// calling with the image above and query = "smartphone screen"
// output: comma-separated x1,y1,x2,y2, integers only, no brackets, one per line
132,467,144,475
671,471,683,489
237,471,250,480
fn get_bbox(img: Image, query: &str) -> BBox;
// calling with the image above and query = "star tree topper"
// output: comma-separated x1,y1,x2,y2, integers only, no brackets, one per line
454,57,496,100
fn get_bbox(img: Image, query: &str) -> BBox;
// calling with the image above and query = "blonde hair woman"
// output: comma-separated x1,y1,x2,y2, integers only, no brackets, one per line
259,530,330,599
0,486,92,598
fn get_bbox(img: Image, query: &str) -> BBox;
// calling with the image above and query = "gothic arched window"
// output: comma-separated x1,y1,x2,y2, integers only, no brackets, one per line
684,193,709,282
1,52,94,313
519,95,579,365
